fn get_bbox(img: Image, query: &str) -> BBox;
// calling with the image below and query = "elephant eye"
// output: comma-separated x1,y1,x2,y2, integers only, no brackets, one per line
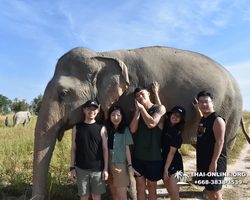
59,90,69,97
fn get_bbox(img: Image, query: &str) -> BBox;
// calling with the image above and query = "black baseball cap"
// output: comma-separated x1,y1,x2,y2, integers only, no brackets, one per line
83,100,99,108
167,106,186,123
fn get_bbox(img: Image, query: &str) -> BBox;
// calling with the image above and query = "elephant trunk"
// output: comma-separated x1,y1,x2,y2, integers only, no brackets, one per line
32,131,57,200
32,100,62,200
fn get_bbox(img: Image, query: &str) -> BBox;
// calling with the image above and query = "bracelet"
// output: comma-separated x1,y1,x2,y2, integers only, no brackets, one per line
70,166,75,171
127,164,132,167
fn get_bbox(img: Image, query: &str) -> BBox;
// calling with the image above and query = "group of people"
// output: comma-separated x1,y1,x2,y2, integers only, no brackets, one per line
70,81,227,200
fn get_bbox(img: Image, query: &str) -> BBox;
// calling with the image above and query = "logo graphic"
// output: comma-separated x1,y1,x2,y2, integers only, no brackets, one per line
197,125,206,137
175,170,189,185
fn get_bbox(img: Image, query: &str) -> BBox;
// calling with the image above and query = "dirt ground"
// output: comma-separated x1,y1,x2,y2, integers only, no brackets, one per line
154,126,250,200
221,125,250,200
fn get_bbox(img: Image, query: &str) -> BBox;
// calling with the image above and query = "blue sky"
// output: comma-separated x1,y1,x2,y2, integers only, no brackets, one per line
0,0,249,110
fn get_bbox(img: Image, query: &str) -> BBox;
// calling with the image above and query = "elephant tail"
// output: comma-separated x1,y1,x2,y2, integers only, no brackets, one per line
240,116,250,144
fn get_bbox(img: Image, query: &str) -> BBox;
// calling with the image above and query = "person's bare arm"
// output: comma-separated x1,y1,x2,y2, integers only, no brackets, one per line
125,145,141,176
152,81,162,105
139,103,166,129
70,126,77,181
163,146,177,180
129,100,141,133
101,126,109,180
209,117,226,172
192,98,203,122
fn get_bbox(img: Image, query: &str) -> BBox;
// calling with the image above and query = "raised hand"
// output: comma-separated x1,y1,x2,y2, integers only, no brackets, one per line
192,98,199,110
152,81,160,95
135,99,144,111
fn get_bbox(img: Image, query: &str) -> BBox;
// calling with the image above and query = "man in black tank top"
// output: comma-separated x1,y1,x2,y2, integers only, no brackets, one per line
70,100,108,200
193,91,227,200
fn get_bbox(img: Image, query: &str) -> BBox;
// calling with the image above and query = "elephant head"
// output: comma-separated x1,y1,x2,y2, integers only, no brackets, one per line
32,48,129,199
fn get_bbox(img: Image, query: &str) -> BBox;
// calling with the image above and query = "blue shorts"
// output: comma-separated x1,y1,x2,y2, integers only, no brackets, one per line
132,157,163,181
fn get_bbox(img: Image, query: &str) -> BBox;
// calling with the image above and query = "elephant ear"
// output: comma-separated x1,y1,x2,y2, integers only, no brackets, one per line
93,56,130,111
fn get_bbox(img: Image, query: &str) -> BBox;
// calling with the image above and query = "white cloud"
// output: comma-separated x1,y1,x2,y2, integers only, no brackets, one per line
1,0,236,54
225,61,250,110
226,61,250,71
243,8,250,21
226,64,250,86
212,17,229,28
0,0,249,109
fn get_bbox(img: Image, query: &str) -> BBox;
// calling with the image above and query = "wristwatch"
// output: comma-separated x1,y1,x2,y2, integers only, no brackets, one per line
70,166,75,171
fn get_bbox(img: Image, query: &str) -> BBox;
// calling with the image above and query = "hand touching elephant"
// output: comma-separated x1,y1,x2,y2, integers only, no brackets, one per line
13,111,31,127
32,46,249,200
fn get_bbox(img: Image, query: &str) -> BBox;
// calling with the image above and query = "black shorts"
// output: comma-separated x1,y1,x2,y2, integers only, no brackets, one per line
197,159,226,191
132,157,163,181
163,156,183,175
197,175,225,191
206,176,225,191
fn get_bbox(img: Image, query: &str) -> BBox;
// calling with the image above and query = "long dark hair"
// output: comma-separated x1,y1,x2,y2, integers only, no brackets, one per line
165,113,185,134
106,105,127,134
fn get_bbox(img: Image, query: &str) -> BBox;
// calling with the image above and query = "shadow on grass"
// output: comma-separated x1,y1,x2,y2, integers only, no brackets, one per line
1,183,113,200
180,190,205,199
157,190,205,199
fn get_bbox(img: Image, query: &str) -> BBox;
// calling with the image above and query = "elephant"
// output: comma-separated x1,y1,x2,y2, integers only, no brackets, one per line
32,46,250,200
13,111,31,127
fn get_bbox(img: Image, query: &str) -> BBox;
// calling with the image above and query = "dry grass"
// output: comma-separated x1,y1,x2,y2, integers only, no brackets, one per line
0,114,14,127
0,115,77,200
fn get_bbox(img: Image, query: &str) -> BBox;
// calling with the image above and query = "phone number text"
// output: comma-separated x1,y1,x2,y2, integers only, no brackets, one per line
194,179,243,185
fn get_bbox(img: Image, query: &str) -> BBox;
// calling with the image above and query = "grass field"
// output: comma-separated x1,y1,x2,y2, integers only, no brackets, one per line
0,111,249,200
0,115,77,200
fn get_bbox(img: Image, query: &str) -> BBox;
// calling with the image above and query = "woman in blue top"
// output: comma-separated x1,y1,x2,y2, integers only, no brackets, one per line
152,81,186,200
105,106,140,200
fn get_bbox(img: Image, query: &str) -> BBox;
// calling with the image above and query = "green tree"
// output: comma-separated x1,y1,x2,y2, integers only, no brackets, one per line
0,94,12,115
11,98,30,113
31,94,43,115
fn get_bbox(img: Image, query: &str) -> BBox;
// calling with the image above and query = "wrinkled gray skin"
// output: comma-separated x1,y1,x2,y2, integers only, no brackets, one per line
32,46,249,200
13,111,31,127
